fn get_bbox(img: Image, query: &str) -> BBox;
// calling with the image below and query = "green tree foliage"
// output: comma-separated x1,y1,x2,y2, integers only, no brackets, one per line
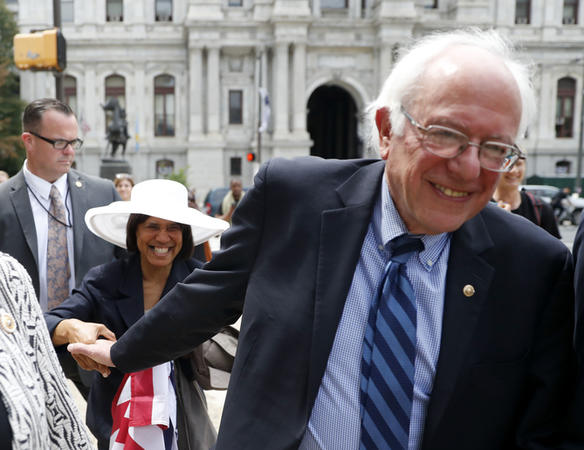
0,0,25,176
166,167,188,187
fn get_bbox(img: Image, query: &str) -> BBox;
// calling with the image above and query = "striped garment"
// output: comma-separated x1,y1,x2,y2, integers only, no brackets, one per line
110,362,178,450
0,252,91,449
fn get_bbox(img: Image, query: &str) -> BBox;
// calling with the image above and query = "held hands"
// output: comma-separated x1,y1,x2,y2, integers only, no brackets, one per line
54,319,116,378
68,339,116,378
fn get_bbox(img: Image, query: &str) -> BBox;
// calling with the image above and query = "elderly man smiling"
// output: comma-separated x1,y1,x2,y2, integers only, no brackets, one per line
70,29,577,449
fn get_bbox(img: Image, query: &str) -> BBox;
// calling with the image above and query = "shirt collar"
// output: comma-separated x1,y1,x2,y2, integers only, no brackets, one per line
23,160,69,201
376,176,451,271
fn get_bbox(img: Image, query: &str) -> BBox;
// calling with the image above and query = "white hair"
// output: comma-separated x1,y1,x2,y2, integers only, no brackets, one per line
364,28,536,153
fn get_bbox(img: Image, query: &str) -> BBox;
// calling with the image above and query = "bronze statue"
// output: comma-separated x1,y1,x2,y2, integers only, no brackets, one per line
102,98,129,158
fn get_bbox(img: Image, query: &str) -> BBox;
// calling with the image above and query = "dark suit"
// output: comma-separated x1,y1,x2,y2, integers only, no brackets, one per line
111,157,575,449
0,168,120,397
44,254,201,446
0,168,119,296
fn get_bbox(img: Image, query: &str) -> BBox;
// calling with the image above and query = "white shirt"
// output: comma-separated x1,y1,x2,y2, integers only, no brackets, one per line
23,161,75,311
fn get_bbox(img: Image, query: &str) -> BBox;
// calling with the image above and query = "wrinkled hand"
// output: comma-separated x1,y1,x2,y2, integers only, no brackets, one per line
72,353,112,378
68,339,116,378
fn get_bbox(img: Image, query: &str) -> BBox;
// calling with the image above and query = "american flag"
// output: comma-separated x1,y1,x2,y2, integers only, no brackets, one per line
110,362,178,450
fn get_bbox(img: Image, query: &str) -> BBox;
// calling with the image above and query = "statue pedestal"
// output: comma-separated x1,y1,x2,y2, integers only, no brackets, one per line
100,158,132,181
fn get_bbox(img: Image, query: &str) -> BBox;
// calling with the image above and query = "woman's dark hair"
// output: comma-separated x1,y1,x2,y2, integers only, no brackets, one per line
126,214,194,260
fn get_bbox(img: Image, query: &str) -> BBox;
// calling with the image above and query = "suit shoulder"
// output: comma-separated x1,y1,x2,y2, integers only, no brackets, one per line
262,156,382,191
70,169,115,190
481,203,567,256
82,257,128,290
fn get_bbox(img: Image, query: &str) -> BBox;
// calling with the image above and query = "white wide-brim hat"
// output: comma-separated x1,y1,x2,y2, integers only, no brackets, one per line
85,179,230,248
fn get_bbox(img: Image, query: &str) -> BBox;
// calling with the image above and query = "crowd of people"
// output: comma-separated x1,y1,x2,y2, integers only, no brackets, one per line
2,27,584,449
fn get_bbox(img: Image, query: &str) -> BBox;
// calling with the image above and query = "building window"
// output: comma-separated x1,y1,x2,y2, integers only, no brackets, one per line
228,90,243,124
556,77,576,138
230,157,242,176
515,0,530,24
321,0,348,8
154,75,175,136
228,0,243,6
156,0,172,21
64,75,77,113
556,160,571,174
156,159,174,178
563,0,579,24
106,0,123,22
61,0,74,22
422,0,438,7
105,75,126,132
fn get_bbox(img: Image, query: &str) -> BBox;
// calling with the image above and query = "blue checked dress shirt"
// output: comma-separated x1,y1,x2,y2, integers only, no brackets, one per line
300,177,451,450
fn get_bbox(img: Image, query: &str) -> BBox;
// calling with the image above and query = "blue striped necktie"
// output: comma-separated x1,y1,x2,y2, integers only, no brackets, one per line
360,234,424,450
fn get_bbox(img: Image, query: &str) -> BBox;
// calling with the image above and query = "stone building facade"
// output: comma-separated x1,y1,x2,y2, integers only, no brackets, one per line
10,0,584,195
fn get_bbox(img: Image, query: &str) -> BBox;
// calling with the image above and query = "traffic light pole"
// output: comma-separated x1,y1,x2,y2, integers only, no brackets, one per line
53,0,63,101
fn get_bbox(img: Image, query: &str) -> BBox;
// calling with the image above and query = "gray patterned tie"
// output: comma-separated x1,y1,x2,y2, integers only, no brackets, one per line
47,185,70,310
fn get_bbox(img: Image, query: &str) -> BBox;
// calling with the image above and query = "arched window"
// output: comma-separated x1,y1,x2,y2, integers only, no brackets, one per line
154,75,175,136
556,160,571,175
64,75,77,113
105,75,126,132
556,77,576,138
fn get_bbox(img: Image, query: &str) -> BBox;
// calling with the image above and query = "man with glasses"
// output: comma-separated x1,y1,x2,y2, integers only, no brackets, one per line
0,98,120,399
70,29,577,448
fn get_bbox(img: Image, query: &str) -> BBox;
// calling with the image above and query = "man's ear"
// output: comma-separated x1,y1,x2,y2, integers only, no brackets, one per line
21,132,33,151
375,107,392,159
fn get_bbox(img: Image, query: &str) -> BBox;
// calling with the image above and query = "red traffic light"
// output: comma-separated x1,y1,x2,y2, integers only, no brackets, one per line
246,152,256,162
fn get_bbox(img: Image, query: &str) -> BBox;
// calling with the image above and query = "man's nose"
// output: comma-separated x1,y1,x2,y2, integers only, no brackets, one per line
446,143,482,179
62,143,75,154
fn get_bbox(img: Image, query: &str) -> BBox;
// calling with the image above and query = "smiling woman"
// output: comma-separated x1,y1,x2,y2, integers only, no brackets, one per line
43,179,229,449
493,157,561,238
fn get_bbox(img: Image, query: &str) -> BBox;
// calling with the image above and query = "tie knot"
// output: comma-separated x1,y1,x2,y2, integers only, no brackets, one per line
388,234,424,264
50,185,62,201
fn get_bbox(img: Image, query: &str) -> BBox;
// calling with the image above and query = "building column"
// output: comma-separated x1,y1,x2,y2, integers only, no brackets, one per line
292,42,307,135
189,47,204,137
207,46,221,135
133,64,146,149
274,41,289,137
84,68,97,141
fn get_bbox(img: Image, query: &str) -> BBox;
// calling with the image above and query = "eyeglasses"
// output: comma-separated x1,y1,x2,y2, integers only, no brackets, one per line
29,131,83,151
400,106,524,173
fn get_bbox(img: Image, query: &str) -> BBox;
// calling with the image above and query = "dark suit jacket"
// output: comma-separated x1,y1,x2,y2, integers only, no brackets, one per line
111,157,576,449
44,254,201,443
0,168,119,297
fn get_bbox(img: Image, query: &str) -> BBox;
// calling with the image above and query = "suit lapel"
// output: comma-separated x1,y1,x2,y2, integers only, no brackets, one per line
9,172,38,268
114,257,193,330
115,255,145,329
68,170,88,274
422,211,495,444
306,160,385,409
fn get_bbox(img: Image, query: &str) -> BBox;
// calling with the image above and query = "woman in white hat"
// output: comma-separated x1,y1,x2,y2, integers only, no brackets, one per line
43,179,228,450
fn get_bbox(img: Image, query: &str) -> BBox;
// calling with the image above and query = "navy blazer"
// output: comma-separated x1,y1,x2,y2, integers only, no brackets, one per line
0,169,119,297
44,253,201,443
111,157,576,449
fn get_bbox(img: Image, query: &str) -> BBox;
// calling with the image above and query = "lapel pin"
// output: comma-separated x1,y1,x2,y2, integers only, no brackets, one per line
463,284,475,298
75,180,82,188
0,312,16,334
